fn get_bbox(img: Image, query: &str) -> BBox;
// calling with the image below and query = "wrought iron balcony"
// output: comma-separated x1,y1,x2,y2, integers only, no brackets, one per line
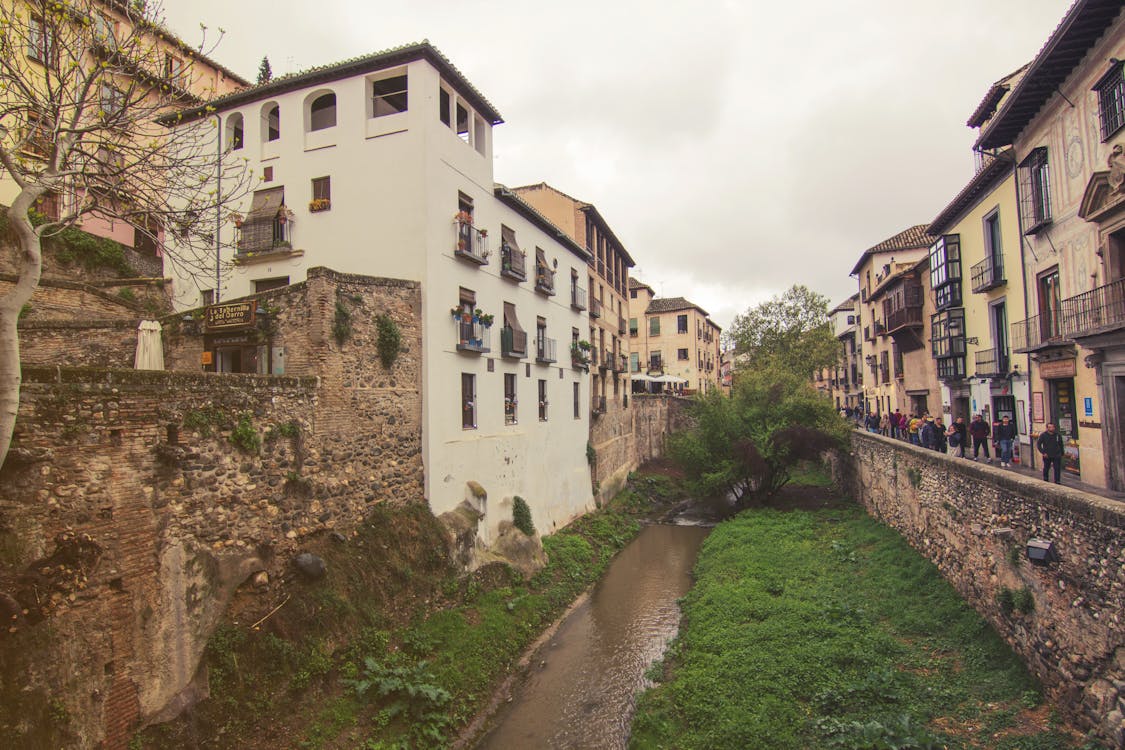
570,345,590,370
571,284,586,310
970,255,1005,293
500,244,526,281
454,318,491,354
1060,277,1125,339
590,298,602,319
614,353,627,373
535,337,557,364
535,264,556,295
500,327,527,358
454,220,489,265
974,347,1009,377
1010,313,1068,353
599,348,613,371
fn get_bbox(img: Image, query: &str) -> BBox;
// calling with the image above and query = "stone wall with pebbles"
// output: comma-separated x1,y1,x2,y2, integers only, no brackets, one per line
0,268,422,750
846,431,1125,747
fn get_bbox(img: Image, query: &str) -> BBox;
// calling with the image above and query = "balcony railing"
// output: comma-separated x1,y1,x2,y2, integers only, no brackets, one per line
571,284,587,310
648,357,663,373
885,303,923,333
592,395,607,416
1060,277,1125,339
500,244,526,280
1011,313,1067,353
500,327,527,358
454,220,489,265
590,298,602,318
970,255,1005,293
615,353,627,373
535,264,556,295
974,347,1009,377
454,318,491,354
599,348,613,371
536,337,557,364
874,321,886,337
618,314,627,335
570,345,590,370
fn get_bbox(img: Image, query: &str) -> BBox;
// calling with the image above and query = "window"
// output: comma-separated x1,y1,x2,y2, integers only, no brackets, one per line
630,289,637,299
649,351,663,370
262,166,274,182
1017,147,1051,234
573,382,581,419
629,317,638,336
439,87,451,126
649,317,660,336
538,379,548,421
371,75,408,117
462,373,476,429
1095,61,1125,141
27,15,55,63
309,93,337,131
929,235,962,310
165,54,184,83
200,289,215,306
630,352,639,372
92,13,117,49
254,277,289,293
504,373,517,425
456,102,470,142
984,210,1002,263
310,177,331,212
677,348,689,360
677,314,688,334
846,315,856,325
100,84,124,120
227,113,244,151
264,104,280,141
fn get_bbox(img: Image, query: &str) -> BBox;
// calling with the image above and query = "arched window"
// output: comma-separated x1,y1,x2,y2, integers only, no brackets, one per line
309,93,336,131
263,104,280,142
227,112,244,150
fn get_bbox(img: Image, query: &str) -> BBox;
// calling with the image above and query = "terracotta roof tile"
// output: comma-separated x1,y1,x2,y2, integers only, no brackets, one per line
850,225,935,276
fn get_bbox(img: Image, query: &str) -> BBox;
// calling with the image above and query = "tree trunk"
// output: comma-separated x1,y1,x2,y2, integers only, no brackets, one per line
0,197,44,469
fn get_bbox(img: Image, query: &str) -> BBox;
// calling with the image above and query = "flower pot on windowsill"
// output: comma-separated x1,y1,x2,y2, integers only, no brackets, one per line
309,198,331,212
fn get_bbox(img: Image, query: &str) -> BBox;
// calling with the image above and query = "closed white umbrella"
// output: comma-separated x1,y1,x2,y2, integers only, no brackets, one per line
134,320,165,370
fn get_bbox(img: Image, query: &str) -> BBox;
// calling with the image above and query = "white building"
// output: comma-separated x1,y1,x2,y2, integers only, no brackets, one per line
164,42,594,540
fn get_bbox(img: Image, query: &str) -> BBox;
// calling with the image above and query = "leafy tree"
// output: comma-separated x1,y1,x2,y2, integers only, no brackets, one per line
257,56,272,84
728,284,839,379
670,368,848,505
0,0,252,467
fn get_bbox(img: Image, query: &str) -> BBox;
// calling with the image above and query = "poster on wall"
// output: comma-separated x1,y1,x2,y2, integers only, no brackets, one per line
1084,397,1093,417
1031,392,1044,423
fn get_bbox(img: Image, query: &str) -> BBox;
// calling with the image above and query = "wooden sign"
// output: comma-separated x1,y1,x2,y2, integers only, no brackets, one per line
200,351,213,365
1032,391,1044,423
1038,358,1076,379
204,301,256,330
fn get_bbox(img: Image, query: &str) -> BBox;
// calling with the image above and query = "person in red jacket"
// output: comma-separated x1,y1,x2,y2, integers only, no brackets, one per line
969,414,991,463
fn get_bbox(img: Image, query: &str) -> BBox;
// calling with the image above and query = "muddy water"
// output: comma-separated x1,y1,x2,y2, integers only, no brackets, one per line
475,523,710,750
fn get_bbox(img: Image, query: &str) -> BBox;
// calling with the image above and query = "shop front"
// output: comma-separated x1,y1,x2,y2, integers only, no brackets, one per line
201,300,283,374
1038,357,1080,476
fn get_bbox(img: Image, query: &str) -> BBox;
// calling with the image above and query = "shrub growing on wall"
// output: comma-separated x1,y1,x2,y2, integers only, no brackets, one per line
512,496,535,537
376,314,401,369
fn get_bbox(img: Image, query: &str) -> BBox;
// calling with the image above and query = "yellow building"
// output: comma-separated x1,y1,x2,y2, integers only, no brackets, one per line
628,279,722,394
0,0,247,253
975,0,1125,489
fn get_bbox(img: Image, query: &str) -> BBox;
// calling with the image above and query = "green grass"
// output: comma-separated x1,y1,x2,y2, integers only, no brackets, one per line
630,508,1080,750
786,459,834,487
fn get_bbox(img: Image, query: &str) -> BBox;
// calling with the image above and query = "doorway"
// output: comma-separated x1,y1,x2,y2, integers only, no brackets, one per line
1048,378,1080,475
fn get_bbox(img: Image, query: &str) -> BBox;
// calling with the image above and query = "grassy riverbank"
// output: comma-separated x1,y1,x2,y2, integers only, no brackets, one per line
630,505,1095,750
135,471,680,750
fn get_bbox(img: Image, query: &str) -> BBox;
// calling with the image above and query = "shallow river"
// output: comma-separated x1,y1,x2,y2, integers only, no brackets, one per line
475,523,710,749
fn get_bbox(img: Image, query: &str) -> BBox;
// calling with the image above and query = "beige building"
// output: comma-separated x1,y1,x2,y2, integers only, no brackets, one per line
825,295,862,409
850,226,934,415
628,279,722,394
511,182,636,500
975,0,1125,489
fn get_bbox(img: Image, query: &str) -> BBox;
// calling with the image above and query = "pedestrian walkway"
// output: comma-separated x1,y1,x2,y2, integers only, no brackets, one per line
854,426,1125,502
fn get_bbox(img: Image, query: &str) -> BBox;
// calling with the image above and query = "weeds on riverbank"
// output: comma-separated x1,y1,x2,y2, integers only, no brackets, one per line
630,508,1089,750
133,471,681,749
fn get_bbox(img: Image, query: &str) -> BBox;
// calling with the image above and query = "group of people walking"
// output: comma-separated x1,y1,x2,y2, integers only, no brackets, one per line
840,406,1065,484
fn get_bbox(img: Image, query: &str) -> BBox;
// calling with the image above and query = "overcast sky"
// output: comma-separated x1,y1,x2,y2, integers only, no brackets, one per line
164,0,1072,330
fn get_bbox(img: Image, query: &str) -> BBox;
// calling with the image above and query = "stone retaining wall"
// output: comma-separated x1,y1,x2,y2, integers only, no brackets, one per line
847,431,1125,746
0,269,423,750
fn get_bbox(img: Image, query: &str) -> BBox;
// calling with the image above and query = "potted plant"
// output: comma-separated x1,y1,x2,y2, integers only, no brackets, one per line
479,313,494,327
454,210,473,225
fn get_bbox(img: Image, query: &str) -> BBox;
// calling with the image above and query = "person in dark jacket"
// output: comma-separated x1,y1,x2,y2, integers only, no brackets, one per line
994,416,1018,467
969,414,991,463
933,417,948,453
919,416,936,449
1036,422,1065,483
